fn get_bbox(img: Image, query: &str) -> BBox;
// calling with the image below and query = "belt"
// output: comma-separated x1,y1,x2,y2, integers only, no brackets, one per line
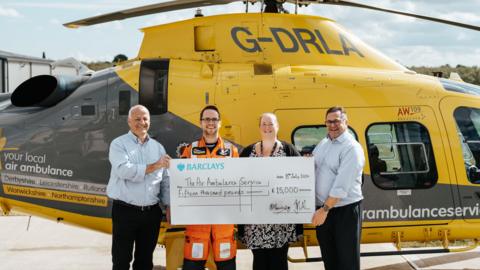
113,200,159,211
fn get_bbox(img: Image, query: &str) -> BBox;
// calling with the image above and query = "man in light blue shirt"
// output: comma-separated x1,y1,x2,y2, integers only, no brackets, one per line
311,106,365,270
107,105,171,270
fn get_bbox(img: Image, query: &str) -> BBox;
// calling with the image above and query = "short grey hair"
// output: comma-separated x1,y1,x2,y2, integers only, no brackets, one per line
128,105,150,119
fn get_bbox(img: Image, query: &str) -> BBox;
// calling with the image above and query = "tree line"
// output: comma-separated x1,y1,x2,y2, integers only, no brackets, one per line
84,54,127,71
410,65,480,85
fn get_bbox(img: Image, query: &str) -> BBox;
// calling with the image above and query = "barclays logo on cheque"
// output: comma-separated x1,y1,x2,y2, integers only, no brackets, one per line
177,162,225,172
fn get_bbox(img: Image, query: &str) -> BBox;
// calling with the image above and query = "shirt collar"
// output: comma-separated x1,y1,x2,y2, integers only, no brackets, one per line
327,130,349,143
199,136,223,147
128,130,150,144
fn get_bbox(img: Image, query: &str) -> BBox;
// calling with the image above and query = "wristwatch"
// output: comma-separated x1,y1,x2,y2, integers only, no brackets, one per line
322,204,331,212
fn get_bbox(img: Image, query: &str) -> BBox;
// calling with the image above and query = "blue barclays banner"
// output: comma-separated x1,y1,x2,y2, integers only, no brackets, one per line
170,157,315,225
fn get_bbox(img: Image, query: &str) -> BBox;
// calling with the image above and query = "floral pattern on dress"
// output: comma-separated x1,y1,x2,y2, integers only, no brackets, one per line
242,142,298,249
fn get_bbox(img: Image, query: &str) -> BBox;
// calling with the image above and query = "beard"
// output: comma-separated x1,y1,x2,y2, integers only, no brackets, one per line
204,127,218,136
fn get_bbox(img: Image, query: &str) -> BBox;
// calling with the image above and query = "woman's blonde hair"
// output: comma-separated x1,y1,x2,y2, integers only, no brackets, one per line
259,112,279,127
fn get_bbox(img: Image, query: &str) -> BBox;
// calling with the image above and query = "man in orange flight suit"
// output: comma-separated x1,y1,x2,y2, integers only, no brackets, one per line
181,105,238,270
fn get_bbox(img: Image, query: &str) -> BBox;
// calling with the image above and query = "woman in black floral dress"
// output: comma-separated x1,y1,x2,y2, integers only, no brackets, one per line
239,112,302,270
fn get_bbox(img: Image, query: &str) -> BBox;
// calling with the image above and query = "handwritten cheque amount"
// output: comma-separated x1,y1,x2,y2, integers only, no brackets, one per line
170,157,315,225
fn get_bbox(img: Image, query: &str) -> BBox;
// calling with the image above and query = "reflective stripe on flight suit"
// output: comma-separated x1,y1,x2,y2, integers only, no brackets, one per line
181,137,239,261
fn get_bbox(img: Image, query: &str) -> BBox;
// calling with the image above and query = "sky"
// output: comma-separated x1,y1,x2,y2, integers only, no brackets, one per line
1,0,480,67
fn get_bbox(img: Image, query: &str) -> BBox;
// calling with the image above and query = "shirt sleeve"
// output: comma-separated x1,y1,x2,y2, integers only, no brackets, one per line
158,143,170,205
328,143,365,199
160,169,170,206
109,139,146,183
312,143,322,170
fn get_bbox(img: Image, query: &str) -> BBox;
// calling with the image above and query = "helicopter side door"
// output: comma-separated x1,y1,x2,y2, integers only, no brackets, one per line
106,59,170,142
276,106,454,228
106,73,137,142
440,97,480,224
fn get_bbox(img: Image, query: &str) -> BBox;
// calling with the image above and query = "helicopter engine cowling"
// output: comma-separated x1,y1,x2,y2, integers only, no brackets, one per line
11,74,88,107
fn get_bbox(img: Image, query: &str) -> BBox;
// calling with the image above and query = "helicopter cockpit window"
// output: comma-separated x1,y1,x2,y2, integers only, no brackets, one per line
139,60,169,115
292,125,357,156
454,107,480,184
366,122,437,189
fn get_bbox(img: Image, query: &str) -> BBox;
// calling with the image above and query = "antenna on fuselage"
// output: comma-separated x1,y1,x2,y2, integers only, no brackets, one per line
195,8,204,17
264,0,278,13
262,0,289,14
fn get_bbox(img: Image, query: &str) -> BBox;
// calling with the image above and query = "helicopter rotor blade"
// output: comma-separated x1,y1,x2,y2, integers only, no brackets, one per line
63,0,243,28
64,0,480,32
288,0,480,31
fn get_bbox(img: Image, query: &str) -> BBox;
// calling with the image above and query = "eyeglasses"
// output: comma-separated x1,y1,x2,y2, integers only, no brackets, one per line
325,119,343,125
201,118,220,123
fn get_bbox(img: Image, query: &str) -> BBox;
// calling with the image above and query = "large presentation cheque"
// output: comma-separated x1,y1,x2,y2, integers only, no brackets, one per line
170,157,315,225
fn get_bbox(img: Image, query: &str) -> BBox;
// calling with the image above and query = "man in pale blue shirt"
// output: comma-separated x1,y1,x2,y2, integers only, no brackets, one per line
311,106,365,270
107,105,171,270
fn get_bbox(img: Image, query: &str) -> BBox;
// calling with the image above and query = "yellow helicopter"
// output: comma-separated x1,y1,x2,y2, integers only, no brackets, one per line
1,0,480,269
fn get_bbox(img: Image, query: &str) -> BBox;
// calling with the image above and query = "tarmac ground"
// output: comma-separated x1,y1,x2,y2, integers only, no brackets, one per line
1,216,479,270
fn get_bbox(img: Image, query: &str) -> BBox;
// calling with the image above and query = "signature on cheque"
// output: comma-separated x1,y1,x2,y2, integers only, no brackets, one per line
269,199,311,214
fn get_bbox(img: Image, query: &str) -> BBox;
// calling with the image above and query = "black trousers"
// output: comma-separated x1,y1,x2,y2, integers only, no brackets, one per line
111,201,162,270
316,201,362,270
182,258,236,270
251,245,289,270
